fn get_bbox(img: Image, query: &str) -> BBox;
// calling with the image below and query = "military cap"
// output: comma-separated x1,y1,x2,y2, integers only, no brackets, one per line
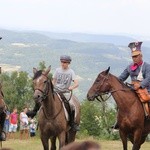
60,55,72,63
128,41,142,56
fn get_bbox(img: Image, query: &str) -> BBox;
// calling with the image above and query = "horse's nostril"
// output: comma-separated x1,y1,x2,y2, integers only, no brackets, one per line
87,94,90,99
37,95,40,98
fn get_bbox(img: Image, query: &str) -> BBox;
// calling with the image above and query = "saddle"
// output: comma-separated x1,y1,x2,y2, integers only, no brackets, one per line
58,92,72,116
132,81,150,117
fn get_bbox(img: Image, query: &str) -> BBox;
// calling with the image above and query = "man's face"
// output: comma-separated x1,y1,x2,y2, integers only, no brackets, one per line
132,54,143,64
61,61,70,69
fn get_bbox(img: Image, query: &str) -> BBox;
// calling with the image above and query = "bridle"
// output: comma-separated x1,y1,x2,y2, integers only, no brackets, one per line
34,74,50,101
95,73,131,102
33,74,63,120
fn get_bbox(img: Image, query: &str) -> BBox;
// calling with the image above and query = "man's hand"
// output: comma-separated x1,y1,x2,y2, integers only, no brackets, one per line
134,83,141,90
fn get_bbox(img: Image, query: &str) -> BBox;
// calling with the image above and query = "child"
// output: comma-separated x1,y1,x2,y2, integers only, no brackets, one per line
8,108,18,139
29,119,36,137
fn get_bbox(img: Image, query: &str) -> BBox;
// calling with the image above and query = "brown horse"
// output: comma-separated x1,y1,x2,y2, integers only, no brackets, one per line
0,83,6,142
87,67,150,150
32,66,80,150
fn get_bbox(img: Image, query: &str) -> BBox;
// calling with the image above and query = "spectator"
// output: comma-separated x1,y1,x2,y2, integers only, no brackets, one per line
8,108,18,139
3,110,10,140
29,119,36,137
20,107,29,140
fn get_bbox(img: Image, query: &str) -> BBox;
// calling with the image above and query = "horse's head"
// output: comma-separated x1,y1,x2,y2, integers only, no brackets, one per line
87,67,112,101
33,66,51,103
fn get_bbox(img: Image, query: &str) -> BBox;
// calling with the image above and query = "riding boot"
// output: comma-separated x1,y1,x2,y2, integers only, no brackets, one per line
69,110,80,131
111,121,119,130
26,102,41,118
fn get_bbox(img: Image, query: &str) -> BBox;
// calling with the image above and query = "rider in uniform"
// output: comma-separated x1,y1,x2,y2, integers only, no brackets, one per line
113,41,150,129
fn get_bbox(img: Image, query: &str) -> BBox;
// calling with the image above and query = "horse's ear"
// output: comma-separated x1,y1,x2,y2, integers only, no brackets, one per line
33,67,38,74
45,66,51,75
105,66,110,74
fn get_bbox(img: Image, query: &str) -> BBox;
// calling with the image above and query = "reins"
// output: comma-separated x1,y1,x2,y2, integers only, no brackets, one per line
34,74,63,120
41,102,63,120
34,74,51,101
95,73,133,102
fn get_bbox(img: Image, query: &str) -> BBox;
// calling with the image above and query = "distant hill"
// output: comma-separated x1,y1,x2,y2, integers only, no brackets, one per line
36,31,137,46
0,29,150,100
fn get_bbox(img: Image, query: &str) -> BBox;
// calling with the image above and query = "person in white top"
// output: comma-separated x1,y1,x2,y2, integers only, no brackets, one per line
20,107,29,140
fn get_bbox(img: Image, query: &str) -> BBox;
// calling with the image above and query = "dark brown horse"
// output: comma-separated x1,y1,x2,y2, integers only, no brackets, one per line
0,83,6,142
32,66,80,150
87,67,150,150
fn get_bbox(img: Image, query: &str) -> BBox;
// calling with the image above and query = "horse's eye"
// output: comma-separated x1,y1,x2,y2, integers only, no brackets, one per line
96,79,100,83
44,80,47,84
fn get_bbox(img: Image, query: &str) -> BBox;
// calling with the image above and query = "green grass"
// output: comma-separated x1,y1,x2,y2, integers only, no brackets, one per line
2,133,150,150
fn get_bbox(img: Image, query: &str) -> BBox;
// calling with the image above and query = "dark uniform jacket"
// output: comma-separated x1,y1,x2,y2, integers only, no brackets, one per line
118,62,150,92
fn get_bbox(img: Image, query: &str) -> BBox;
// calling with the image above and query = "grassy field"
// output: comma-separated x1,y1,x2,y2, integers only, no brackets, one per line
2,137,150,150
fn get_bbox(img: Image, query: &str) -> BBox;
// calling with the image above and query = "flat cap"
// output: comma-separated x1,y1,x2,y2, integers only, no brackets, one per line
60,55,72,62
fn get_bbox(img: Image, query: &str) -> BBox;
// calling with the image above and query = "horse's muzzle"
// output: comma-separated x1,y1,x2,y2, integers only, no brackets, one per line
33,91,43,103
87,94,95,101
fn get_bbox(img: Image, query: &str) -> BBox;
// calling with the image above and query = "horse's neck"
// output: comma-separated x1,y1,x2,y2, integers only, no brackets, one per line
42,88,56,116
110,76,139,110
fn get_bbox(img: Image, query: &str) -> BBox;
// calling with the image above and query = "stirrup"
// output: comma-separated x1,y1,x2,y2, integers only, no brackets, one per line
71,123,80,131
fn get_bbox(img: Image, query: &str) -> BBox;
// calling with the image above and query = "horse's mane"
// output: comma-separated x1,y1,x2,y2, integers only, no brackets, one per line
49,79,54,95
110,73,133,90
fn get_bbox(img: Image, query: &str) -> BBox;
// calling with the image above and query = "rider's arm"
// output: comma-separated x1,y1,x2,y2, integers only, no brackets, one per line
68,70,79,90
68,79,79,91
118,66,130,82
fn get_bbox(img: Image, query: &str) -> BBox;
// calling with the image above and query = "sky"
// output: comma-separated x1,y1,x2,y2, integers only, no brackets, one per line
0,0,150,36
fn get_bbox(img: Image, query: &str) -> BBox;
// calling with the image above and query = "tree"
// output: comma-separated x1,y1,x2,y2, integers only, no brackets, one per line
38,61,46,70
37,61,52,79
0,71,33,112
80,99,119,139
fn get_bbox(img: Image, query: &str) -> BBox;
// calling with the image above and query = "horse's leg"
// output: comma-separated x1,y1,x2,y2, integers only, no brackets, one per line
41,135,49,150
58,131,66,149
140,134,147,145
119,130,128,150
132,129,142,150
0,114,6,140
50,136,56,150
67,130,76,143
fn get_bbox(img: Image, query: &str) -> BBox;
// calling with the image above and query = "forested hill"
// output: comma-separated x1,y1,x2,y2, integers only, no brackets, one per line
1,29,150,100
